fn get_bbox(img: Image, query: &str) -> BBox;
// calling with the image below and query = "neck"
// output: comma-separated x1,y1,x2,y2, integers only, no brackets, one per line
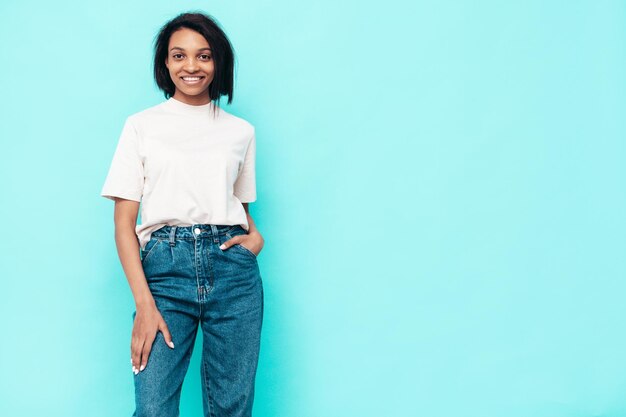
165,96,219,118
172,92,211,106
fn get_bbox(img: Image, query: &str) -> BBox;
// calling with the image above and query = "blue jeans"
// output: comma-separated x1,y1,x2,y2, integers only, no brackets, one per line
131,224,264,417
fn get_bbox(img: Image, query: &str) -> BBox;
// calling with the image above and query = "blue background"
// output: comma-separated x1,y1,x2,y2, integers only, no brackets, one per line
0,1,625,416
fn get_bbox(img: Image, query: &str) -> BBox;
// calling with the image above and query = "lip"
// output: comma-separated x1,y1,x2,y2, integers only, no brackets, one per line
180,76,205,85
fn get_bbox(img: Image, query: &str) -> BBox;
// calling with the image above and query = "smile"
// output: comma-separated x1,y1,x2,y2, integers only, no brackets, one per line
181,76,205,84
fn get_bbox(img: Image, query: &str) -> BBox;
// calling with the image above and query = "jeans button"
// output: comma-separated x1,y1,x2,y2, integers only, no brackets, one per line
194,227,201,235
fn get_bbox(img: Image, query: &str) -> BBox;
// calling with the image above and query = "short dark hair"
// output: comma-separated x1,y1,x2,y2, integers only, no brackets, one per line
153,11,235,110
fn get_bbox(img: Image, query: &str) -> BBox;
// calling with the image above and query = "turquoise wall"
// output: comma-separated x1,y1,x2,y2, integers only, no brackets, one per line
1,1,625,416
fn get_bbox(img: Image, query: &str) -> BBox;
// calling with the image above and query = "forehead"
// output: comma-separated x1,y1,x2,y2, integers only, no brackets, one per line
168,28,211,49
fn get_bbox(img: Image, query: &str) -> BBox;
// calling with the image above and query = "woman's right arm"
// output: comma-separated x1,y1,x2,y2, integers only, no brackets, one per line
113,198,174,374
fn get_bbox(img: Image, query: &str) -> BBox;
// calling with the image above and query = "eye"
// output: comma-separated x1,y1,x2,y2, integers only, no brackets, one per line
200,54,212,60
173,53,184,59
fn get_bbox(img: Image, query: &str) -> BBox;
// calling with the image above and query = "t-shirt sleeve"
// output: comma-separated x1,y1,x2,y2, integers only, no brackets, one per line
100,117,144,202
233,130,257,203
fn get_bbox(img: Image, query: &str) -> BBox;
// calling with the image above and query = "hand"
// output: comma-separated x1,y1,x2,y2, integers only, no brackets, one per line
131,304,174,375
220,231,264,256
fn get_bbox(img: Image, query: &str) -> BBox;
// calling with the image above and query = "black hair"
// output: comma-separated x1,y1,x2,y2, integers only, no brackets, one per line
153,11,235,113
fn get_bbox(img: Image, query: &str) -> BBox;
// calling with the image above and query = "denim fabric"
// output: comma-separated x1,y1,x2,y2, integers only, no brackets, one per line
131,224,263,417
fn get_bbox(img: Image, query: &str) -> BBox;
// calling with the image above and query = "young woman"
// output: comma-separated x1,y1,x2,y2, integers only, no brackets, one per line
100,12,264,417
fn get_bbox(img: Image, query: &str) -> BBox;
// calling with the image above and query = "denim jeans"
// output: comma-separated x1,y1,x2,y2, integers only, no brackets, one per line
131,224,264,417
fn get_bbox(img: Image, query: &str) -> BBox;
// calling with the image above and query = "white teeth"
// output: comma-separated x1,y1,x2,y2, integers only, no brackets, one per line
182,77,202,81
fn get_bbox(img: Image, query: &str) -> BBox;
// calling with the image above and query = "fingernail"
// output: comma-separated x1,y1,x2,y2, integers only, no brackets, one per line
130,358,133,364
169,341,175,348
140,364,145,371
219,244,226,250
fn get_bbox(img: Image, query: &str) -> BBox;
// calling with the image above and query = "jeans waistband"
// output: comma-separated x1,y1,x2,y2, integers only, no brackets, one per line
151,224,242,240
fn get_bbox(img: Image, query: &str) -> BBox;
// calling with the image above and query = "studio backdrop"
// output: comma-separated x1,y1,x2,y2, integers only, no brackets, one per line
0,1,624,416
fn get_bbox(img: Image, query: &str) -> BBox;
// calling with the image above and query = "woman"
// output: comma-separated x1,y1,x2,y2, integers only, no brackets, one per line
100,12,264,417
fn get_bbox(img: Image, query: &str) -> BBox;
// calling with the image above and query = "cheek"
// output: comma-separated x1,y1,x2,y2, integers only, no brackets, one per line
170,68,183,82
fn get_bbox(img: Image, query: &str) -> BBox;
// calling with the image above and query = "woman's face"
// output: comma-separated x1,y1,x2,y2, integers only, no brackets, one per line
165,28,215,105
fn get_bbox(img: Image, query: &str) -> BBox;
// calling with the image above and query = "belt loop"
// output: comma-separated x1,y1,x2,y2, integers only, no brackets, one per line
169,226,177,246
210,224,219,243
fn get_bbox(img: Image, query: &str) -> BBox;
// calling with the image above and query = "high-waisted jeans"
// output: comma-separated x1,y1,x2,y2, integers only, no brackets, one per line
131,224,264,417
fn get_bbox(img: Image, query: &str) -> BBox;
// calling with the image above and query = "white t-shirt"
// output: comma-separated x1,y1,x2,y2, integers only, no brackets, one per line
101,97,256,250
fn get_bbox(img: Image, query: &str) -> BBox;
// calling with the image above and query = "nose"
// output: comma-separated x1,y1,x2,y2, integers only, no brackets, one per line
184,57,199,72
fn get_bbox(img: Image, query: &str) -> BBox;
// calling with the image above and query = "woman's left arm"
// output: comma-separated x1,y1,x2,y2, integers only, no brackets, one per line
220,203,265,255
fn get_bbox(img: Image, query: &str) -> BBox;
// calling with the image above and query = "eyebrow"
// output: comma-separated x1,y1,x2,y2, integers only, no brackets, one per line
170,47,211,52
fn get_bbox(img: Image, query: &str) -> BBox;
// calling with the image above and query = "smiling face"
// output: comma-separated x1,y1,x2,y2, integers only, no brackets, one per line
165,28,215,105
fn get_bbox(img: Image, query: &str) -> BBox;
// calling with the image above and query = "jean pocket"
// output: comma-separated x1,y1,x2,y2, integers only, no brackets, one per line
224,231,257,259
234,243,257,258
140,238,163,264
